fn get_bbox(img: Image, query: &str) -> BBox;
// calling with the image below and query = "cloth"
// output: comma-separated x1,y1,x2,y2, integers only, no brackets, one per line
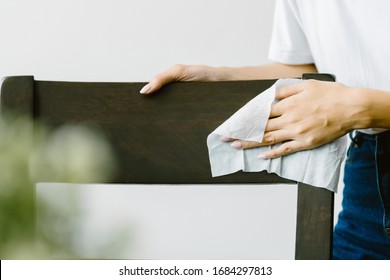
207,78,347,193
333,131,390,259
269,0,390,134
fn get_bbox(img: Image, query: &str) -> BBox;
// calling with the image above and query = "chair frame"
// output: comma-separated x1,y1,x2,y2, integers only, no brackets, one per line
1,74,335,259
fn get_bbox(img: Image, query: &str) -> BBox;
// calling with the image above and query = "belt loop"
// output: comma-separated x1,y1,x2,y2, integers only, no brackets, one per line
349,131,363,148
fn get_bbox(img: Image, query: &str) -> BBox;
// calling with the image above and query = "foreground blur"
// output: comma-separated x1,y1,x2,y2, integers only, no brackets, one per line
0,115,117,259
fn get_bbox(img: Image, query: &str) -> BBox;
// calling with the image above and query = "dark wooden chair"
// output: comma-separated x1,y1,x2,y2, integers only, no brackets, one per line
1,74,335,259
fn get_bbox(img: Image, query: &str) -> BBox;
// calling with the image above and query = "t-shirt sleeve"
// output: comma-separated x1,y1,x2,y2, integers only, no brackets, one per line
268,0,314,65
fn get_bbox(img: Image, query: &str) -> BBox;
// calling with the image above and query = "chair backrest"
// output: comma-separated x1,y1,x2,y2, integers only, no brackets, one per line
1,74,335,259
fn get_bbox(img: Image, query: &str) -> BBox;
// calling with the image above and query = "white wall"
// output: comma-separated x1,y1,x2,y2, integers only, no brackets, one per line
0,0,274,82
1,0,343,259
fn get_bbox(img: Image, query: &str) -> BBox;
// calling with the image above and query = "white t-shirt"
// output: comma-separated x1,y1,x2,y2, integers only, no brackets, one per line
268,0,390,134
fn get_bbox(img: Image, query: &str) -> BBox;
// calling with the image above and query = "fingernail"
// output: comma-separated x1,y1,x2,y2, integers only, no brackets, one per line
220,136,232,142
140,84,151,94
231,141,242,149
258,153,268,160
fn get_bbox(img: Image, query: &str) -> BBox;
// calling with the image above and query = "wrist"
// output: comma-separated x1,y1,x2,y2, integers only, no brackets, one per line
333,86,370,132
347,87,390,130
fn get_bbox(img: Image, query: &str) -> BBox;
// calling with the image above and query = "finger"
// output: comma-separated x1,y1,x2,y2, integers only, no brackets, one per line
258,141,304,159
275,82,304,100
230,140,262,150
140,73,175,94
229,130,291,150
264,116,284,132
140,64,187,94
220,136,234,142
269,102,284,118
261,130,291,146
139,79,166,95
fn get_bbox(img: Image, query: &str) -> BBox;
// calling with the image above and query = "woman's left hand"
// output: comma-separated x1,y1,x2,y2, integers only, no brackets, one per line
225,79,362,159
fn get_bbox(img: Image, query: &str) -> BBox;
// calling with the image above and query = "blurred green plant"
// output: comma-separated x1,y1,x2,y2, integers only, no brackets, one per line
0,114,117,259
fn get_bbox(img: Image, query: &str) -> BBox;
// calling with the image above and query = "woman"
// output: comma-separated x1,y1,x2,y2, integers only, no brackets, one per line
140,0,390,259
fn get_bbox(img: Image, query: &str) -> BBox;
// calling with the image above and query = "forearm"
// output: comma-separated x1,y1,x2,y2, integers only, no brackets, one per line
142,63,318,94
212,63,317,81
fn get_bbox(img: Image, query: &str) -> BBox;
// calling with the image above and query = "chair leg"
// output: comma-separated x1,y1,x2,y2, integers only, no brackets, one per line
295,183,334,260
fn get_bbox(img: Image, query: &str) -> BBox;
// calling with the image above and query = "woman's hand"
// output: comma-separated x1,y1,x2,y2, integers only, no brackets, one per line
226,80,365,159
140,64,220,94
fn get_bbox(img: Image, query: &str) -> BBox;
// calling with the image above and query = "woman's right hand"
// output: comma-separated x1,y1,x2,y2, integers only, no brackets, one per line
139,64,220,94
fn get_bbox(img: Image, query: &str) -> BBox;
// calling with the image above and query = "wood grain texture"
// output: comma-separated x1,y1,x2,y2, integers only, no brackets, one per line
1,75,335,259
1,76,34,117
295,183,334,260
33,79,288,184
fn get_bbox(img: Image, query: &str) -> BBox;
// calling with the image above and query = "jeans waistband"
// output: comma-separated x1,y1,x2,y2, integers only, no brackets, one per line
350,130,390,147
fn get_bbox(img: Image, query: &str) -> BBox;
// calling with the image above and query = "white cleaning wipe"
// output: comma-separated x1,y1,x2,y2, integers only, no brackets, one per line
207,79,347,192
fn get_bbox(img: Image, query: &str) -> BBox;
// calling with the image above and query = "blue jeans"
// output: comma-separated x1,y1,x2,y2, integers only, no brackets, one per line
333,130,390,259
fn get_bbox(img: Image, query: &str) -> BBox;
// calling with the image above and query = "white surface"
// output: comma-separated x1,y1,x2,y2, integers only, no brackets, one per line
1,0,344,258
36,183,297,259
0,0,274,82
